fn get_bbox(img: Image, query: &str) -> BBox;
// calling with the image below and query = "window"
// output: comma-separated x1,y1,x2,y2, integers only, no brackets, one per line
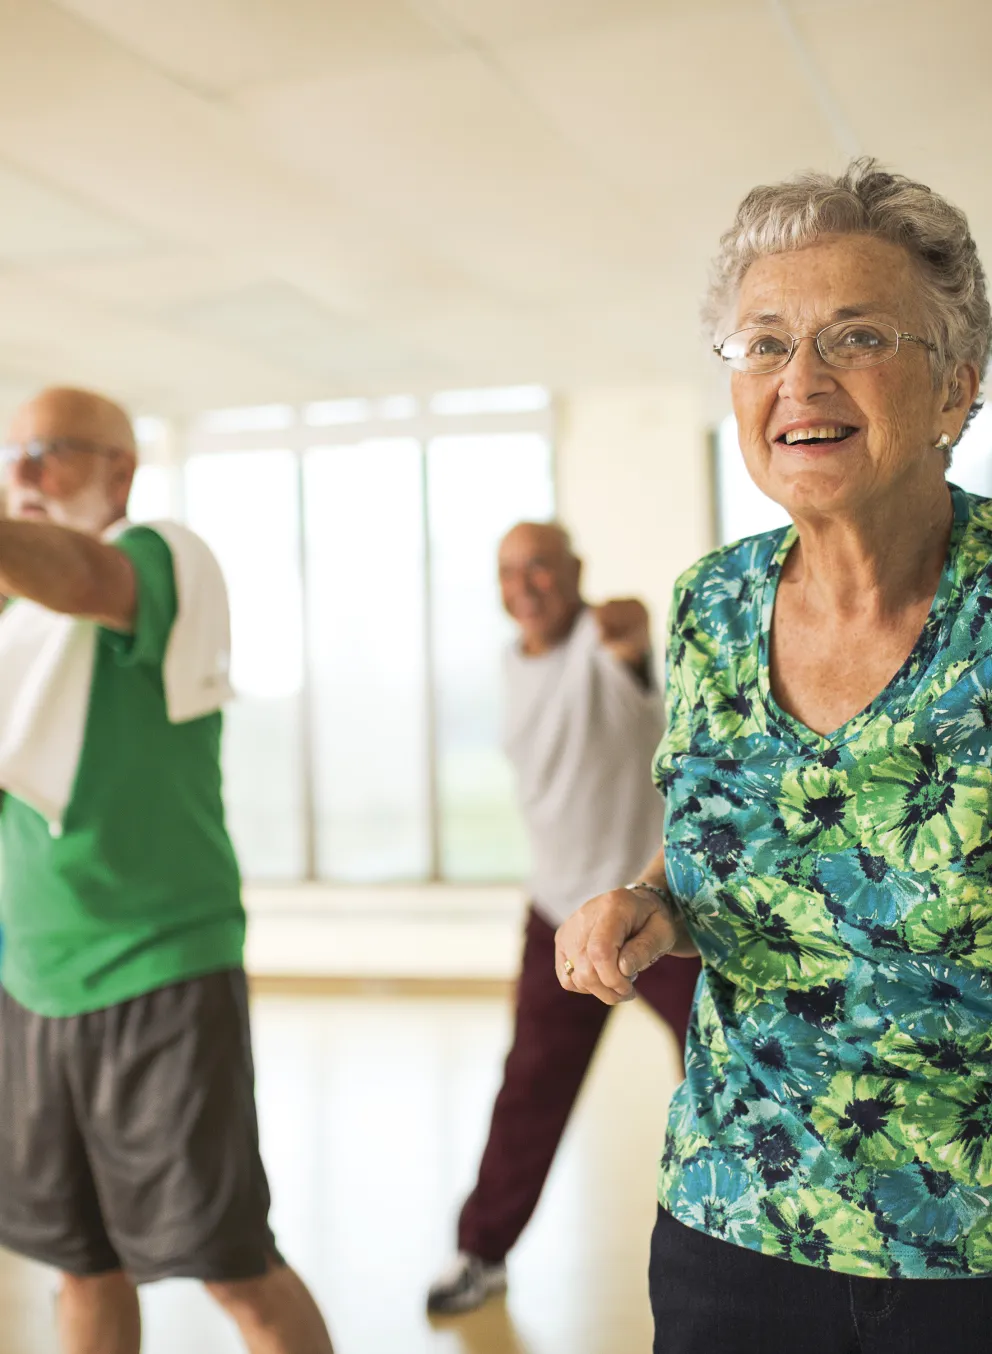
147,390,554,883
184,450,307,879
303,438,430,881
714,415,789,546
131,419,181,522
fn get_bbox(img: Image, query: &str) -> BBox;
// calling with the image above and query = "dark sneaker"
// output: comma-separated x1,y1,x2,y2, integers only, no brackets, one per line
427,1252,508,1315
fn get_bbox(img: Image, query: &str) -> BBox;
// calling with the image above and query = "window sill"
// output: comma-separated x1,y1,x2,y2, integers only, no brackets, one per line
244,883,527,981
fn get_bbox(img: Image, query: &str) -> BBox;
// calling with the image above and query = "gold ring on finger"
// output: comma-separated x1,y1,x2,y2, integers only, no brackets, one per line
563,958,575,978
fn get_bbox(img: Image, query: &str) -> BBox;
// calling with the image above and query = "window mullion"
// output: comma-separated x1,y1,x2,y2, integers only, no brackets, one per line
297,446,318,882
420,439,443,883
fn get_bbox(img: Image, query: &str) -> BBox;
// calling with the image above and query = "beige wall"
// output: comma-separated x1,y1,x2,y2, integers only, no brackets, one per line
555,384,714,647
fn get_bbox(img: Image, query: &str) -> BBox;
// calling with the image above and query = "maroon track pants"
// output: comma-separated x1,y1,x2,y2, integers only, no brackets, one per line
458,905,702,1263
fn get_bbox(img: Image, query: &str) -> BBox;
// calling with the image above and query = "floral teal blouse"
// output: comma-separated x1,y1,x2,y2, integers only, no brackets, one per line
653,484,992,1279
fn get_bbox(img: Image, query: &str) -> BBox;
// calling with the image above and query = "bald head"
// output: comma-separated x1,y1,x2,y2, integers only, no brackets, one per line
9,387,137,458
499,521,574,562
5,386,137,533
498,520,583,655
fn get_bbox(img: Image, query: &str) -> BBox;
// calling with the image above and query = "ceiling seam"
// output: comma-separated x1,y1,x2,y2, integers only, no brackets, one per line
0,150,167,255
18,10,477,374
766,0,862,160
47,0,229,105
402,0,667,232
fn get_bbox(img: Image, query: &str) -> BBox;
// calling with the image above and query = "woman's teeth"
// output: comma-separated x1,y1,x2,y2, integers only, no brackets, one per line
783,425,855,445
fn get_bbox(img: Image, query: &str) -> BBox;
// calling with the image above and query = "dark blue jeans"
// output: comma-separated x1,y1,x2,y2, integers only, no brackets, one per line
650,1205,992,1353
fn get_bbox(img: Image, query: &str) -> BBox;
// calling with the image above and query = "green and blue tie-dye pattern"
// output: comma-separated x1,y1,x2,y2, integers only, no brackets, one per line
653,484,992,1279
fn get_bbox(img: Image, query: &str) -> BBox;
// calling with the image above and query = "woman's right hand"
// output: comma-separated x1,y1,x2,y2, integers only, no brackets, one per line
554,886,693,1005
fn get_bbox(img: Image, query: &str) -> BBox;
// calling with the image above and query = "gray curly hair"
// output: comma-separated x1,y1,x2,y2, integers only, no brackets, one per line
706,159,991,451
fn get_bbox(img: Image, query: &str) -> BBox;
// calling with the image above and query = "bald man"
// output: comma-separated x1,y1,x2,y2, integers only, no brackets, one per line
0,389,333,1354
428,523,701,1314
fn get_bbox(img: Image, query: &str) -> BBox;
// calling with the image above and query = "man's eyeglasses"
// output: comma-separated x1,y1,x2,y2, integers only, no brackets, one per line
0,436,123,474
713,320,938,375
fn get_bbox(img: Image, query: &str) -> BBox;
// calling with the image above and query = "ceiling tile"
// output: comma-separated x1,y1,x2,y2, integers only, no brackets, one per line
0,0,987,413
0,3,377,256
0,272,317,414
0,0,461,313
419,0,687,45
795,0,992,169
53,0,450,93
166,281,440,383
498,10,845,224
793,0,992,277
240,51,672,302
0,161,147,262
35,251,267,310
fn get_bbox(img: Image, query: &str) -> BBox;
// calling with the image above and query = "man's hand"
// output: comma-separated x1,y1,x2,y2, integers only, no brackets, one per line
593,598,650,666
555,887,687,1006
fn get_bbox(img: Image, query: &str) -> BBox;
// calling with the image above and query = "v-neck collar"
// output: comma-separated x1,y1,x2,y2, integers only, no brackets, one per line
755,485,970,753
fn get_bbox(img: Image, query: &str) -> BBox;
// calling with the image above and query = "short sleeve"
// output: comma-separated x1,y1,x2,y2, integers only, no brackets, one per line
99,526,178,668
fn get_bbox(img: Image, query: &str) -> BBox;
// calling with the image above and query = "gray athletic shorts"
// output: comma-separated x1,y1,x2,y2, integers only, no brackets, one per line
0,968,280,1283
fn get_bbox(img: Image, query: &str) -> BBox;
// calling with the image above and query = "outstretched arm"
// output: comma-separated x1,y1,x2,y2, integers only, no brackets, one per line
0,519,136,630
554,844,697,1006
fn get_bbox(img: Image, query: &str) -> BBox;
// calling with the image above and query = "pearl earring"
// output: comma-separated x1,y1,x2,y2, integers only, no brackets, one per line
936,433,952,451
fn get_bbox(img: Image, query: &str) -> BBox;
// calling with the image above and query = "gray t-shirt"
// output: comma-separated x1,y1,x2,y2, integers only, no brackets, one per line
504,607,665,927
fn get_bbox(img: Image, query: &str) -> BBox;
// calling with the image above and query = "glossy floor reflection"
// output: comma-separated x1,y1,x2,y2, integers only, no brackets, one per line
0,987,682,1354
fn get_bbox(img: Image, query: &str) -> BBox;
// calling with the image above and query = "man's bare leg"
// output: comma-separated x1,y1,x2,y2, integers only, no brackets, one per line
57,1272,141,1354
207,1264,334,1354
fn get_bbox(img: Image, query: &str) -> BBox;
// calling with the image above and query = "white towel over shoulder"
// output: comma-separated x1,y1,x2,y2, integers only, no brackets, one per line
0,519,233,829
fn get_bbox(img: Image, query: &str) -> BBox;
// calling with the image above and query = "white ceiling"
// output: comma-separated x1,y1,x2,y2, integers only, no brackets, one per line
0,0,988,420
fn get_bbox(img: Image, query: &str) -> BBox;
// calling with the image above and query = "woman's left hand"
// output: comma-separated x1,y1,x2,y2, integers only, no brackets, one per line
555,887,685,1005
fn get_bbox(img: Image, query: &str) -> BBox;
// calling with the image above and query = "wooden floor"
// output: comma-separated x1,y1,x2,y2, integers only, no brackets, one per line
0,988,682,1354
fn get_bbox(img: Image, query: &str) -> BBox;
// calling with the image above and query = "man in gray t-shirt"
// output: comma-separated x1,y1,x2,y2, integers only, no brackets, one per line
427,522,701,1315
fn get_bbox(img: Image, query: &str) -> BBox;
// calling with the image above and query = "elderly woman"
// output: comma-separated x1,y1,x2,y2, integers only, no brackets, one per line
556,160,992,1353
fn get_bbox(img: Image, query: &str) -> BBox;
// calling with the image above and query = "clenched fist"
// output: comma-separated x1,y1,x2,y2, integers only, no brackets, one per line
592,598,650,666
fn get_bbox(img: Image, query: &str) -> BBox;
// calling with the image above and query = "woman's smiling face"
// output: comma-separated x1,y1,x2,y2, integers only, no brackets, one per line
729,234,958,521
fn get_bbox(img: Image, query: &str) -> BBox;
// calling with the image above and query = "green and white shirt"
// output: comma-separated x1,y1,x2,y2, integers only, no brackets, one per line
0,526,244,1017
654,484,992,1279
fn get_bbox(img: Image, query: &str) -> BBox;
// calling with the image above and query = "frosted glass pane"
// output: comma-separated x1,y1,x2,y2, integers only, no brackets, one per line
128,464,175,523
428,433,554,881
184,450,305,880
303,440,430,881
